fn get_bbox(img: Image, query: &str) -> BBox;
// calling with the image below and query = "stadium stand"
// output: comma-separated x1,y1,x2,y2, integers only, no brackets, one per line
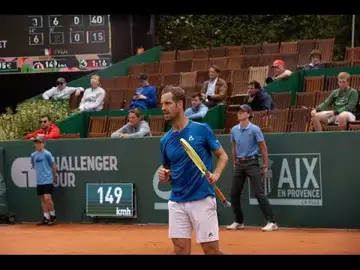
58,39,360,137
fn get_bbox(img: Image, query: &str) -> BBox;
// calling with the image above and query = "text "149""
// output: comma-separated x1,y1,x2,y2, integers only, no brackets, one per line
97,186,122,204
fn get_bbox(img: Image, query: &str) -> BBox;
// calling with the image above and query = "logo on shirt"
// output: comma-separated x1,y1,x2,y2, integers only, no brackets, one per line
248,153,323,207
153,166,171,210
188,135,194,142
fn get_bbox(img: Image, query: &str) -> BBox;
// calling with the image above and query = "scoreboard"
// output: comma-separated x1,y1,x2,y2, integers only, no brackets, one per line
0,15,112,74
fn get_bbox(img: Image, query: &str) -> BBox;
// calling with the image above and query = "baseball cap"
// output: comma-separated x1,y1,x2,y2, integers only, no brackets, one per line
272,59,285,68
137,73,148,81
33,136,45,143
56,77,66,84
238,104,252,114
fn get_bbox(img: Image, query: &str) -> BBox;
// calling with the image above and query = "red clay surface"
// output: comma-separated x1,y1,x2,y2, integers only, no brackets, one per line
0,224,359,254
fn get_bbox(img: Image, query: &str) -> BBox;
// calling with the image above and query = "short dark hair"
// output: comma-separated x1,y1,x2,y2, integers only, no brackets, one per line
40,115,51,121
161,86,186,110
310,49,322,60
209,65,220,74
128,108,141,118
191,92,202,99
248,80,261,89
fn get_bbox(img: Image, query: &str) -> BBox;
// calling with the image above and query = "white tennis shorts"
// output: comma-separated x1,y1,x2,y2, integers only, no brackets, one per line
168,196,219,243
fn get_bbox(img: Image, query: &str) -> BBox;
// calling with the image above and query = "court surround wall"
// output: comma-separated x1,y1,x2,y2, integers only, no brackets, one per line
2,132,360,229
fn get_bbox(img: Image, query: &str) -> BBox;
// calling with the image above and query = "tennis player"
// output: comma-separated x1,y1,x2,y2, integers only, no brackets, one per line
31,136,57,226
158,86,229,255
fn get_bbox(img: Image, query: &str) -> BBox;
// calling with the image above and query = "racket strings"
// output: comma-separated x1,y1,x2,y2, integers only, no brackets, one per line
181,141,207,174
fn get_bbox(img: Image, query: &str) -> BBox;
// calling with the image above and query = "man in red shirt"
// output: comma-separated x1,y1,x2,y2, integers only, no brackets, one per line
24,115,60,140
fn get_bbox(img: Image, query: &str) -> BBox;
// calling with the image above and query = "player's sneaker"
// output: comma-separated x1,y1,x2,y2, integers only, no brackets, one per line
226,222,244,230
36,218,49,226
49,215,56,225
261,222,278,232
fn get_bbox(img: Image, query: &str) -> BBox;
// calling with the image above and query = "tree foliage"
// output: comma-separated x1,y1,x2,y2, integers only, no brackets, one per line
0,100,72,140
156,15,359,60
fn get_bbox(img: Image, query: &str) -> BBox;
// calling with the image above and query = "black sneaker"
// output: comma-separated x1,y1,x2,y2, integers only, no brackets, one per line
49,215,56,225
37,218,49,226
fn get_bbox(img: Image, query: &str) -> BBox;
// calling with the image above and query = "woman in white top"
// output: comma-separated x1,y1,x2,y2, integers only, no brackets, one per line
79,74,106,112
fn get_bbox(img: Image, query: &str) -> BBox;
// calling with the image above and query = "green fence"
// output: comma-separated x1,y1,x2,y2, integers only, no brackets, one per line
0,147,7,215
2,131,360,229
58,105,226,137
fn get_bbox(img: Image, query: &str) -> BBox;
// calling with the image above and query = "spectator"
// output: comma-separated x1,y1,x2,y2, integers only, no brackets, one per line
111,108,151,138
311,72,358,131
79,74,105,112
185,93,209,120
245,80,274,111
129,73,157,110
42,77,84,100
24,115,60,140
201,65,228,108
269,59,293,82
303,49,324,70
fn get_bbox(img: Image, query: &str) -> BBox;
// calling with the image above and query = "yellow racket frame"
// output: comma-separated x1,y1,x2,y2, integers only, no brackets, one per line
179,138,230,206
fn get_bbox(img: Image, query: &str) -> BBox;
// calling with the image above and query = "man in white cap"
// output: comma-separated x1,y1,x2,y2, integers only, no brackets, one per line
42,77,84,100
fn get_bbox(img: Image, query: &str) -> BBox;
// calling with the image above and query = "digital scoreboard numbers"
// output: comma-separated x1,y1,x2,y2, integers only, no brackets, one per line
0,15,111,74
86,183,136,218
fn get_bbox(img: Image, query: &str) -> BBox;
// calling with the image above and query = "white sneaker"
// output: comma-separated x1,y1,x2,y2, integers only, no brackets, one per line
226,222,244,230
261,222,278,232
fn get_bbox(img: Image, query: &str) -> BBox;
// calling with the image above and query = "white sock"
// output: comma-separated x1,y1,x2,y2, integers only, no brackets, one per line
44,212,50,220
50,210,55,216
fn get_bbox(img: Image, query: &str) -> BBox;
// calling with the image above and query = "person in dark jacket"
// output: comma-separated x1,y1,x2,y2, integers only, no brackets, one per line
303,49,325,71
245,80,274,111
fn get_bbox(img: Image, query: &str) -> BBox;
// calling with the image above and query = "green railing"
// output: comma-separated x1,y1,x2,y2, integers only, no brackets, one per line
58,105,226,137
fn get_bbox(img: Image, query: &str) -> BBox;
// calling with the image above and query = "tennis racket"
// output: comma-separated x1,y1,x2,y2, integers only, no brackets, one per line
179,138,231,208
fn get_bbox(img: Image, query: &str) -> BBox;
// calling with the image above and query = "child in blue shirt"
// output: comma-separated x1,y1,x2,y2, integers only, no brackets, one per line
31,136,57,225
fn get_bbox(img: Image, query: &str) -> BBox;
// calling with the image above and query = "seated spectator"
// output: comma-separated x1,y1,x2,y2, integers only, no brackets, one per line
185,93,209,120
201,65,228,108
267,60,292,83
42,77,84,100
245,80,274,111
111,108,151,138
303,49,325,70
79,74,105,112
128,73,157,110
311,72,358,131
24,115,60,140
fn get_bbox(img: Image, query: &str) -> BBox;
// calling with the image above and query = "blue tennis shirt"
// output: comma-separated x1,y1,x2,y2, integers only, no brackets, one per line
160,121,221,203
31,149,55,185
230,122,264,158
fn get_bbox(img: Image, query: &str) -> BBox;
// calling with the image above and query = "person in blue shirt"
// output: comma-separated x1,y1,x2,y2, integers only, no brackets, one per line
227,104,277,232
158,85,229,255
30,136,57,226
128,73,157,110
184,92,209,120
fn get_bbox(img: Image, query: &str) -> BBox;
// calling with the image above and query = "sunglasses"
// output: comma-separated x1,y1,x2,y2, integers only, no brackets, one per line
39,120,47,124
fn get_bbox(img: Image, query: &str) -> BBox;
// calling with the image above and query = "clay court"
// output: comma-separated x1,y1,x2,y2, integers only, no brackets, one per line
0,224,359,254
